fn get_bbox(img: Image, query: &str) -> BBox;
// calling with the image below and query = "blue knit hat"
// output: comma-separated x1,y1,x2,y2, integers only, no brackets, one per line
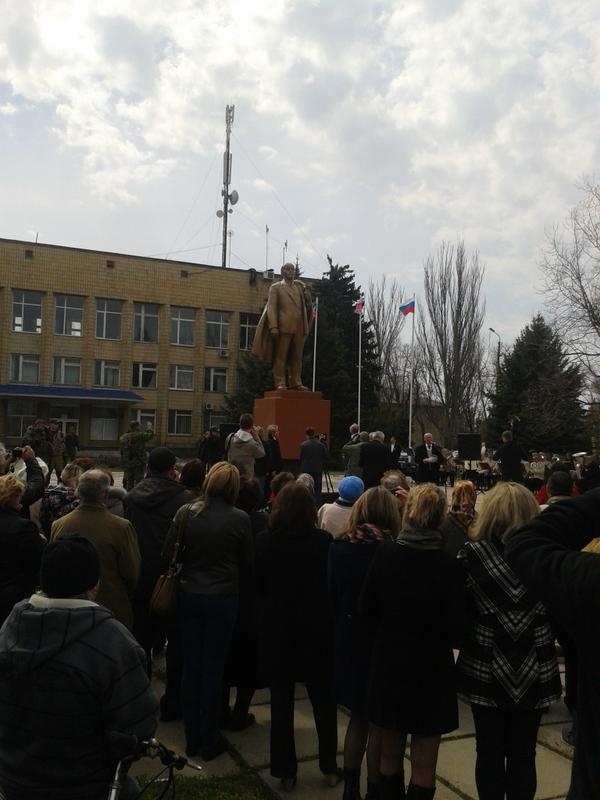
338,476,364,504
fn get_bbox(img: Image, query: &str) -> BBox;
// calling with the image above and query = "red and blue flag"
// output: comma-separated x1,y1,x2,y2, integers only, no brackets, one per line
399,299,415,316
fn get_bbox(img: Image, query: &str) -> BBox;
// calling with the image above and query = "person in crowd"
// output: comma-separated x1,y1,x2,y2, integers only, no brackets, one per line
0,474,46,626
346,423,360,446
504,488,600,799
578,453,600,493
0,534,158,800
493,430,526,483
72,455,96,472
164,462,253,760
361,483,466,800
264,424,283,497
179,457,207,500
330,487,402,800
253,426,269,494
526,452,547,492
440,480,477,557
539,469,574,511
63,424,79,462
237,478,268,538
124,447,194,718
39,461,83,536
256,482,341,791
342,430,370,478
225,413,266,477
359,431,392,489
98,466,127,517
414,432,445,485
265,470,296,510
380,470,411,514
535,461,579,505
198,426,224,469
51,470,141,630
22,418,53,475
47,420,65,482
120,420,154,491
457,482,561,800
299,426,328,500
318,475,365,538
439,448,456,487
296,472,316,496
0,443,45,517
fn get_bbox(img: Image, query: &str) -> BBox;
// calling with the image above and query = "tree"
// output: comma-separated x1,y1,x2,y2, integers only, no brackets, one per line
416,241,486,447
486,315,589,452
541,182,600,378
223,353,272,423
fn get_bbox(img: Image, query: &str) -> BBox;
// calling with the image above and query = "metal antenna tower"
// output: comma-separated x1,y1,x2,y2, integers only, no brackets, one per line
216,105,239,268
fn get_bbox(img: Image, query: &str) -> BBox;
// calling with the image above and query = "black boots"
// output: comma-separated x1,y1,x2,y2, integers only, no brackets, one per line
379,772,405,800
342,767,362,800
405,783,435,800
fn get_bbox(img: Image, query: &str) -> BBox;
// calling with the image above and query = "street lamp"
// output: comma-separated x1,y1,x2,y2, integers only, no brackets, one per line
489,328,501,374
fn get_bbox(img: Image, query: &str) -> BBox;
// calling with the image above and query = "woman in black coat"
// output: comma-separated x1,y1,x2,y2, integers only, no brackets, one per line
256,482,340,791
361,483,466,800
0,474,46,625
329,486,401,800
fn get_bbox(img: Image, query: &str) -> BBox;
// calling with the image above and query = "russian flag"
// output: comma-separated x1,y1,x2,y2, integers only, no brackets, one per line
312,302,318,319
354,297,365,315
399,299,415,316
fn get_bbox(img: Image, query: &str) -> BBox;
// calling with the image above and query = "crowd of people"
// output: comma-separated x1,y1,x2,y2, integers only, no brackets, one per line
0,415,599,800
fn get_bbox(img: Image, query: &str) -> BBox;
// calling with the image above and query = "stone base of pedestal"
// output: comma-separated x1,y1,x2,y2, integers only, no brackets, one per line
253,390,331,461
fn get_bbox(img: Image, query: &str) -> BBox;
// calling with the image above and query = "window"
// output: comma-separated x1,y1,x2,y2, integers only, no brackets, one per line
171,307,195,346
168,409,192,436
130,408,156,429
94,359,120,387
96,298,123,340
90,406,119,440
239,312,260,351
55,294,83,336
10,354,39,383
12,290,42,334
24,249,34,260
53,357,81,385
6,400,37,438
134,302,159,342
132,362,157,388
169,364,193,390
48,406,80,436
204,367,227,393
205,310,229,349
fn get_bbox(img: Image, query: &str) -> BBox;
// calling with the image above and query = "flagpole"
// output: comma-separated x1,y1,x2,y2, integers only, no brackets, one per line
312,296,319,392
407,298,416,448
265,225,269,269
357,307,363,430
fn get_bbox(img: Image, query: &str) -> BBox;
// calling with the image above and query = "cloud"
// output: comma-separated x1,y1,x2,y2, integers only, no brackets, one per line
0,102,17,115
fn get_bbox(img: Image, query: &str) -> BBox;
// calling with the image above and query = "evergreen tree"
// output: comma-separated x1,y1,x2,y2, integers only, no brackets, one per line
223,353,272,423
487,315,589,452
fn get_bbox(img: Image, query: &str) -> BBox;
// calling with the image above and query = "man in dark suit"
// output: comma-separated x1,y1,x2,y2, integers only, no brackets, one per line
359,431,392,489
493,430,525,483
414,432,445,484
299,427,328,499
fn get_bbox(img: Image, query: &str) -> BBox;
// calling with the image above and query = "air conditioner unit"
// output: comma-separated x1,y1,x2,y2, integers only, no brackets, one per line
219,349,229,358
204,402,214,411
263,269,274,280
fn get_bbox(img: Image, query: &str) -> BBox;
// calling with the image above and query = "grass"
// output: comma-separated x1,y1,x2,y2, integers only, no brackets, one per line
137,772,274,799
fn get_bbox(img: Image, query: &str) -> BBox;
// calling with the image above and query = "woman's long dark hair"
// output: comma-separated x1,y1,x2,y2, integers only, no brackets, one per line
268,482,317,531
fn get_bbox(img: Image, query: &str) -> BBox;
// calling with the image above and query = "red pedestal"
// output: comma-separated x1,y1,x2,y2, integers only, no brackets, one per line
253,390,331,460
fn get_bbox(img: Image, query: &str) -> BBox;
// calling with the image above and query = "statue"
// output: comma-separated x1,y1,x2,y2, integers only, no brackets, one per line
252,262,312,390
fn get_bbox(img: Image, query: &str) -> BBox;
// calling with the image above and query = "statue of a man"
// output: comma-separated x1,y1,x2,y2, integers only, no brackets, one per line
252,262,312,390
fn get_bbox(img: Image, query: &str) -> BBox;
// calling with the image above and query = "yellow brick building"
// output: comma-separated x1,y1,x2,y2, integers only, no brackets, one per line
0,237,281,450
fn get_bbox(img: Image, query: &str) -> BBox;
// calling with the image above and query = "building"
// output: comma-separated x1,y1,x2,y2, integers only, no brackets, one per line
0,237,283,450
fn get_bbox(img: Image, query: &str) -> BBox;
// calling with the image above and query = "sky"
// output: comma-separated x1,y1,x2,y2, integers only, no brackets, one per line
1,0,599,348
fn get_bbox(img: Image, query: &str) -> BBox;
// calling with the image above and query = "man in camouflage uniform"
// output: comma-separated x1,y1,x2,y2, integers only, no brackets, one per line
23,419,53,474
120,421,154,490
47,420,65,482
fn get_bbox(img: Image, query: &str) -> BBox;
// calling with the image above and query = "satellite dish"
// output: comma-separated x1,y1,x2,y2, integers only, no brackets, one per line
216,210,224,218
230,190,239,205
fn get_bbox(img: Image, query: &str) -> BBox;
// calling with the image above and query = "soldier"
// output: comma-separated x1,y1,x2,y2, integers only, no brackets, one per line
120,420,154,490
47,420,65,482
23,419,53,472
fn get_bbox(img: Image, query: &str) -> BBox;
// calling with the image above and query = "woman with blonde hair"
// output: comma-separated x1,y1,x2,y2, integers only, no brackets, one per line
329,487,401,800
457,482,561,800
361,483,467,799
441,480,477,557
0,474,46,625
165,461,254,761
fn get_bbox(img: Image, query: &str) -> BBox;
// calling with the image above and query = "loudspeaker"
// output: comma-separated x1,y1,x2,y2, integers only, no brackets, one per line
457,433,482,461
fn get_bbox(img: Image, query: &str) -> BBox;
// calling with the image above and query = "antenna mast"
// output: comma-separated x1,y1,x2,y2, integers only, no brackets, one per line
217,105,239,268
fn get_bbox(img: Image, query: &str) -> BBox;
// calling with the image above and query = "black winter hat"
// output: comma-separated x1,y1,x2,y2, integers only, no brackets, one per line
40,534,100,598
147,446,176,474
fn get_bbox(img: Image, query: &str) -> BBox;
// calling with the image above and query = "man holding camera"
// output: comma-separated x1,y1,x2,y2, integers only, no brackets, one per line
0,444,44,518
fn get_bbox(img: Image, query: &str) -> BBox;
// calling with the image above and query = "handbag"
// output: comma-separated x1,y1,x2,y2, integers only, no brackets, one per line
149,504,192,618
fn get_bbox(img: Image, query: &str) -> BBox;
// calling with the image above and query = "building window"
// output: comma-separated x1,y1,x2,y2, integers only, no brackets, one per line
24,249,34,260
204,367,227,393
94,359,120,387
169,364,193,391
55,294,84,337
205,310,229,349
132,362,157,388
171,307,195,346
134,302,159,343
10,354,39,383
96,298,123,340
53,357,81,385
168,409,192,435
12,290,42,334
130,408,156,429
239,312,260,351
90,406,119,440
6,400,37,438
48,406,80,436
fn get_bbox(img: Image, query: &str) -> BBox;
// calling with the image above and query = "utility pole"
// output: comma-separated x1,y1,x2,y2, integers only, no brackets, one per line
217,105,239,268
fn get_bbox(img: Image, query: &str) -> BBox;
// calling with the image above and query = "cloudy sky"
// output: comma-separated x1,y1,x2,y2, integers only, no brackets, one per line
1,0,598,345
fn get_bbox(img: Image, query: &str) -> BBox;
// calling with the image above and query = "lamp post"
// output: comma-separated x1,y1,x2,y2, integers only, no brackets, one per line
489,327,501,375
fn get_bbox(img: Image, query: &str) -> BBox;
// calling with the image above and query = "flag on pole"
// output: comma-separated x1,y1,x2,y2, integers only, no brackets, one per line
399,298,415,316
312,301,318,319
354,297,365,316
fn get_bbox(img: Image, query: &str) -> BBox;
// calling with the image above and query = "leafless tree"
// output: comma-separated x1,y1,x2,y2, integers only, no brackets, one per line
416,241,486,446
541,182,600,378
366,276,409,407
